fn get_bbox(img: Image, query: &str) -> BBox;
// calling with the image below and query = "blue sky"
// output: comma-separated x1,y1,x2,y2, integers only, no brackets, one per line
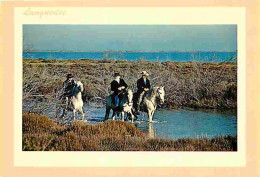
23,25,237,52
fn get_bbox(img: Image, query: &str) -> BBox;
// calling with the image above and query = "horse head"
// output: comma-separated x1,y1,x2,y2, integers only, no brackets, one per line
156,86,165,104
126,89,133,104
72,81,84,94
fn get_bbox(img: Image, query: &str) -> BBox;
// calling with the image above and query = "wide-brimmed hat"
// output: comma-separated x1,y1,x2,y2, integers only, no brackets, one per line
141,71,149,76
114,73,121,77
66,73,73,78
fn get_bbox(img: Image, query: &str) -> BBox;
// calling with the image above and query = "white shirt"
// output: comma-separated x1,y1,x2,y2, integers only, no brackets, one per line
115,78,120,83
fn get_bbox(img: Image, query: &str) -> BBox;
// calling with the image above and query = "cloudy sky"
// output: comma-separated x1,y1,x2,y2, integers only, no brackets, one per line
23,25,237,52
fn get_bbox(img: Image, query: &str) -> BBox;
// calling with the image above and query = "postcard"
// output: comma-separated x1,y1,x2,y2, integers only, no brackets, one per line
0,1,259,177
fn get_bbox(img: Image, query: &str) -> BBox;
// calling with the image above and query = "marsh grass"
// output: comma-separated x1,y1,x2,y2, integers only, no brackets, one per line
23,59,237,115
23,113,237,151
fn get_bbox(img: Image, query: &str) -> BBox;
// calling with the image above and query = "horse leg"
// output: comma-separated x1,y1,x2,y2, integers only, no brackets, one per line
121,112,125,121
56,106,60,120
61,107,66,118
131,108,138,120
111,111,116,120
151,110,155,117
73,109,76,121
130,112,134,123
128,110,134,123
80,107,85,121
148,110,153,123
104,108,110,121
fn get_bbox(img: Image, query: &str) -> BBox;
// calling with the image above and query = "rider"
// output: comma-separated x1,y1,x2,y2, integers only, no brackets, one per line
111,73,128,108
136,71,151,114
61,73,76,101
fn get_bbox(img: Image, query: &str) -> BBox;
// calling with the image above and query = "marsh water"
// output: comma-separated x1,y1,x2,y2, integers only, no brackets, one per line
23,51,237,62
76,106,237,139
23,101,237,139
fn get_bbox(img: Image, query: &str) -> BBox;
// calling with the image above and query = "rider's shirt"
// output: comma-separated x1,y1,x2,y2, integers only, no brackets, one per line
62,79,75,96
115,78,120,83
137,77,151,94
111,78,128,95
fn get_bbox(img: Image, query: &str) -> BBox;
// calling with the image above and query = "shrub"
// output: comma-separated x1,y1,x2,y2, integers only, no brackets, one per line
23,113,237,151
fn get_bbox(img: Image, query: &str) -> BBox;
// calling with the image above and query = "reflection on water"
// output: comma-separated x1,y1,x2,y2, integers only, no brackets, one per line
148,123,155,138
135,123,156,139
23,102,237,139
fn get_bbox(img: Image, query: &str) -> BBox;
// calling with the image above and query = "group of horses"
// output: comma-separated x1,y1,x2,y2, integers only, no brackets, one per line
56,81,165,123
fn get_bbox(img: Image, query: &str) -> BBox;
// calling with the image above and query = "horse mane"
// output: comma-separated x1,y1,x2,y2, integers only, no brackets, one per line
147,86,159,100
72,81,83,95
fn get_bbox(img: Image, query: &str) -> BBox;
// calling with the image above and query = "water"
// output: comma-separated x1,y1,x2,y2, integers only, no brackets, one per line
23,100,237,139
75,106,237,139
23,51,237,62
134,109,237,139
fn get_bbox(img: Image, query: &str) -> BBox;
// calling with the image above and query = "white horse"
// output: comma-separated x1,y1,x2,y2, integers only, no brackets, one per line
58,81,85,121
133,86,165,122
122,90,136,123
105,89,135,122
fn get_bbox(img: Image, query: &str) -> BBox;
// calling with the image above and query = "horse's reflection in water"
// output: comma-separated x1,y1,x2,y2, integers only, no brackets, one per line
148,123,155,138
135,123,156,139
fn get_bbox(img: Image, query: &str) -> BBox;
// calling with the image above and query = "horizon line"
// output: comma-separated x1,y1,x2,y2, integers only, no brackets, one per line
23,50,238,53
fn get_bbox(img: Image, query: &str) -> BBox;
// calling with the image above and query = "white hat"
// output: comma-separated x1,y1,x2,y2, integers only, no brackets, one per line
141,71,149,76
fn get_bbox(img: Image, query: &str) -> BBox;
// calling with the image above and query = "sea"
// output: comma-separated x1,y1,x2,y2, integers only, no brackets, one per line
23,51,237,62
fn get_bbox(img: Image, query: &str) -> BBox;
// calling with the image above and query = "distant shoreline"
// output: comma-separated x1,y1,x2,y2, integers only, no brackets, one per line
23,50,237,53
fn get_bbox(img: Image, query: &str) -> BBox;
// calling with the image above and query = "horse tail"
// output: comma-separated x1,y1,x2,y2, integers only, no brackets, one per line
104,107,110,121
105,95,112,121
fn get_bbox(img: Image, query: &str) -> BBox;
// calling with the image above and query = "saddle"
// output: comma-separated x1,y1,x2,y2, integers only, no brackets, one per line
111,90,126,106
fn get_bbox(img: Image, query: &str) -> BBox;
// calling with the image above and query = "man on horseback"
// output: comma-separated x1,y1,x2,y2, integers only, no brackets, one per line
111,73,128,108
136,71,151,114
60,73,76,102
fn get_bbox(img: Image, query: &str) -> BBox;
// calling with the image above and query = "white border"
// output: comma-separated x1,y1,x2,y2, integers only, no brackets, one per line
14,7,246,167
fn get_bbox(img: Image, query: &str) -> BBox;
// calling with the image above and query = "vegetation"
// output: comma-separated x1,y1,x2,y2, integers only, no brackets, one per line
23,58,237,115
23,113,237,151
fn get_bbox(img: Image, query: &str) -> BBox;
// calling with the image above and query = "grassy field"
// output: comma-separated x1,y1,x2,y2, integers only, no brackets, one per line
23,58,237,111
22,113,237,151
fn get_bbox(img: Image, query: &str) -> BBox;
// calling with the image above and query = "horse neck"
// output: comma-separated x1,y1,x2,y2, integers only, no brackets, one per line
147,93,157,106
73,91,81,99
127,93,133,103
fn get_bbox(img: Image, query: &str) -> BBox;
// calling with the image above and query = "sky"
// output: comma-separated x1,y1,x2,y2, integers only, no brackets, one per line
23,25,237,52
